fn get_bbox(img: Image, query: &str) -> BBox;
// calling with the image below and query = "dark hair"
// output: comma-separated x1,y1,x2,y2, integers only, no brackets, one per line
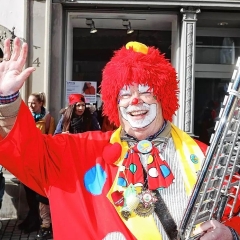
62,104,92,133
82,82,88,93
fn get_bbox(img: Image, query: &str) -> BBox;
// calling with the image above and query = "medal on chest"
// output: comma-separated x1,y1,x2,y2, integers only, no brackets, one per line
112,140,174,220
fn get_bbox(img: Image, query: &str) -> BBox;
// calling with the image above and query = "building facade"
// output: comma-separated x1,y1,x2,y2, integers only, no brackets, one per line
0,0,240,138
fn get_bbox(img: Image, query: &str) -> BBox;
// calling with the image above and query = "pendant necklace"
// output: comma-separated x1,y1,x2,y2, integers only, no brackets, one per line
119,139,160,220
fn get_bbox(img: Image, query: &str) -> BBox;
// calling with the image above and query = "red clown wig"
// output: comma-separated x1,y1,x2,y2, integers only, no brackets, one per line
101,42,179,126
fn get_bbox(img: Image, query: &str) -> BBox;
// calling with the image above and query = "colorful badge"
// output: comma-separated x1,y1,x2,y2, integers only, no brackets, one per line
137,140,152,154
190,154,198,164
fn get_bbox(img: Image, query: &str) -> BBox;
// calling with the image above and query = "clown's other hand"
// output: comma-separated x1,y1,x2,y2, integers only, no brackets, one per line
193,220,233,240
0,37,35,96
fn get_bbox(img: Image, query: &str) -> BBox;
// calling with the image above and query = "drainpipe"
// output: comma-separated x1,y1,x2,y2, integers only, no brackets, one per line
20,0,30,102
44,0,52,109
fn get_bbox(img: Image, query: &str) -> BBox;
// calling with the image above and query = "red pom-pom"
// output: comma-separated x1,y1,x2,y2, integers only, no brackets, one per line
102,143,122,164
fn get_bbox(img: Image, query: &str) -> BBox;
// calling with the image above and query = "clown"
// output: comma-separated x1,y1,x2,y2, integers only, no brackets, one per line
0,38,239,240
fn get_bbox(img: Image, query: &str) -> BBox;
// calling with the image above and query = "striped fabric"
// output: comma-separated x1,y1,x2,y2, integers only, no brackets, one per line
0,92,19,105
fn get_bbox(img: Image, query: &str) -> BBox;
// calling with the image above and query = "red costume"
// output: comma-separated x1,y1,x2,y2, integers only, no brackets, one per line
0,102,131,239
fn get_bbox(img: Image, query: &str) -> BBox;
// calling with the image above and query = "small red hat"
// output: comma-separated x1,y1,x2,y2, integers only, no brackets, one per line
68,94,85,105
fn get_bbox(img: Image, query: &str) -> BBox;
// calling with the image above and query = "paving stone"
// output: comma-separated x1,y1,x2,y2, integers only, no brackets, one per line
0,218,42,240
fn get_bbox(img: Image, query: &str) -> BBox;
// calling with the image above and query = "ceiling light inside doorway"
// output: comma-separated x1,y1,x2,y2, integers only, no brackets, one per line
86,19,97,34
217,22,228,26
122,20,134,34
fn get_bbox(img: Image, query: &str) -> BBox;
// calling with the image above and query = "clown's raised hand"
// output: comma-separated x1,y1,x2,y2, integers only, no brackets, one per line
0,37,35,96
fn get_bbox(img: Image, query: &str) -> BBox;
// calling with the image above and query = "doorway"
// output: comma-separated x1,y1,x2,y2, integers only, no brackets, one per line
194,78,228,144
64,11,179,107
72,28,172,90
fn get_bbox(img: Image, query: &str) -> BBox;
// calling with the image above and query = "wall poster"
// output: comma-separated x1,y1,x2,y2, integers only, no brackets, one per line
66,81,97,104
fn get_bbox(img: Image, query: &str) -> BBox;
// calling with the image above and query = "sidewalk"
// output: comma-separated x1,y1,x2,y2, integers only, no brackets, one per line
0,218,53,240
0,171,53,239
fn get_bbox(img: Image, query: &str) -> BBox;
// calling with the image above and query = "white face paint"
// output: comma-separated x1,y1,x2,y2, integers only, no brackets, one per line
118,84,159,129
118,83,164,140
138,84,152,94
119,103,157,128
119,85,131,98
118,84,152,100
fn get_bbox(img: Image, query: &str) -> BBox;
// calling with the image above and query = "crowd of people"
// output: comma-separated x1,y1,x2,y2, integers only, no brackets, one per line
0,37,239,240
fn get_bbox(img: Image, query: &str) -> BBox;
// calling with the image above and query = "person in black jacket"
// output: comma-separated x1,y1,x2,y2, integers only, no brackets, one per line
54,94,100,134
0,166,4,210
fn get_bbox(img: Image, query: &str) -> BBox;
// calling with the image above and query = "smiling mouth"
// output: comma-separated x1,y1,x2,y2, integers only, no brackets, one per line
128,110,148,116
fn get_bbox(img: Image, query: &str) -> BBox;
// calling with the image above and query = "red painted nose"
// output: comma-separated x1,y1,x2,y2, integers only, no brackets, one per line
131,98,139,105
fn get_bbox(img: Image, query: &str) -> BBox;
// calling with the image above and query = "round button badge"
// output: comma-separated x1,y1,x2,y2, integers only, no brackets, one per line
137,140,152,154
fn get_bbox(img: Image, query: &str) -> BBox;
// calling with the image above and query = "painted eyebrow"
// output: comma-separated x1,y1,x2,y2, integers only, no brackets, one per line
138,85,152,92
119,86,131,95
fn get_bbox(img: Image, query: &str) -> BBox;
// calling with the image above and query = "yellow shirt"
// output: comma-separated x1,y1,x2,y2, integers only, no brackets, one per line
36,114,55,135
